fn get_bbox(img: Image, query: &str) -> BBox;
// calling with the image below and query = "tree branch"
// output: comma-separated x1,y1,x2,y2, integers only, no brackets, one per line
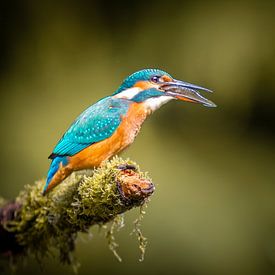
0,157,154,267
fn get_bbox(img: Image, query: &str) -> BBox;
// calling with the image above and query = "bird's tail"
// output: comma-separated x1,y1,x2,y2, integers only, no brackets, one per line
43,156,69,195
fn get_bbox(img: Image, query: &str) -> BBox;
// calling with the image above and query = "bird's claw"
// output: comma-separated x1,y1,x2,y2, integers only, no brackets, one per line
117,164,137,172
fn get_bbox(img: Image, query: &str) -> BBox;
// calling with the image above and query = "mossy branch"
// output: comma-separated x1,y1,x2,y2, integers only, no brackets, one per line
0,157,154,267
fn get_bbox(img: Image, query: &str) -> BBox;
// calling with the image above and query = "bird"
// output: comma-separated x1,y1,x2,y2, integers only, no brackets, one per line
43,68,216,194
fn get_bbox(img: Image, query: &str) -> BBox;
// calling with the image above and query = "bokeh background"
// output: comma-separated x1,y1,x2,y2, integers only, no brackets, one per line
1,0,275,274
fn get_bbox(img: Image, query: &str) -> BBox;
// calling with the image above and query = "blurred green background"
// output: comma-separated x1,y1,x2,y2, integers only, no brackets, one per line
1,0,275,274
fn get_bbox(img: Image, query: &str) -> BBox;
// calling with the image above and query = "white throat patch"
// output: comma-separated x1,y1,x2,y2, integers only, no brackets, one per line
114,87,141,100
144,96,174,112
114,87,174,112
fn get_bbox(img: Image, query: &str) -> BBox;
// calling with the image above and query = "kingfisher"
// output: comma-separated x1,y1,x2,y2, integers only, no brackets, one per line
43,69,216,194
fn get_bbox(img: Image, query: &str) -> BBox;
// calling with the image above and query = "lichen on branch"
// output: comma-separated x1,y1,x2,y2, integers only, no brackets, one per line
0,157,154,266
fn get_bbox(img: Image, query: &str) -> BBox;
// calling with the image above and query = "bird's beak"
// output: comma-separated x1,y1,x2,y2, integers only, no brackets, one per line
160,79,217,107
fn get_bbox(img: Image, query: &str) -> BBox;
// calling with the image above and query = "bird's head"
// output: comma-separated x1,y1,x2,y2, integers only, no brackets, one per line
113,69,216,111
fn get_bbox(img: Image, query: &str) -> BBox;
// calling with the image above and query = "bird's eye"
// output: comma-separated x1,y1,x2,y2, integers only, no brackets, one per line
151,76,160,83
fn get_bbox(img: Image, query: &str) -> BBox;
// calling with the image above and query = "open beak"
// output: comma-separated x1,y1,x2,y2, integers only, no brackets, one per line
160,79,217,108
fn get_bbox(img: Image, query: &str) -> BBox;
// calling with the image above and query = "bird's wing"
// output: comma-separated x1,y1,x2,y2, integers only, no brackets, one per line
49,97,131,158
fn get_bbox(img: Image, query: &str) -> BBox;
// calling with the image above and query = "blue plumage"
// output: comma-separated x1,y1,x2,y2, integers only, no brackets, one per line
114,69,171,95
44,156,68,193
50,97,131,158
131,88,164,103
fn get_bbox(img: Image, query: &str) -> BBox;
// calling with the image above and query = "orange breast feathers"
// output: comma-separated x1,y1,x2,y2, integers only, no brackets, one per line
68,102,150,170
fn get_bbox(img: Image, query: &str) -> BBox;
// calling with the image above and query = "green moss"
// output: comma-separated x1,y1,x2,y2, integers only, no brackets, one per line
3,157,154,265
106,215,125,262
133,203,148,262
